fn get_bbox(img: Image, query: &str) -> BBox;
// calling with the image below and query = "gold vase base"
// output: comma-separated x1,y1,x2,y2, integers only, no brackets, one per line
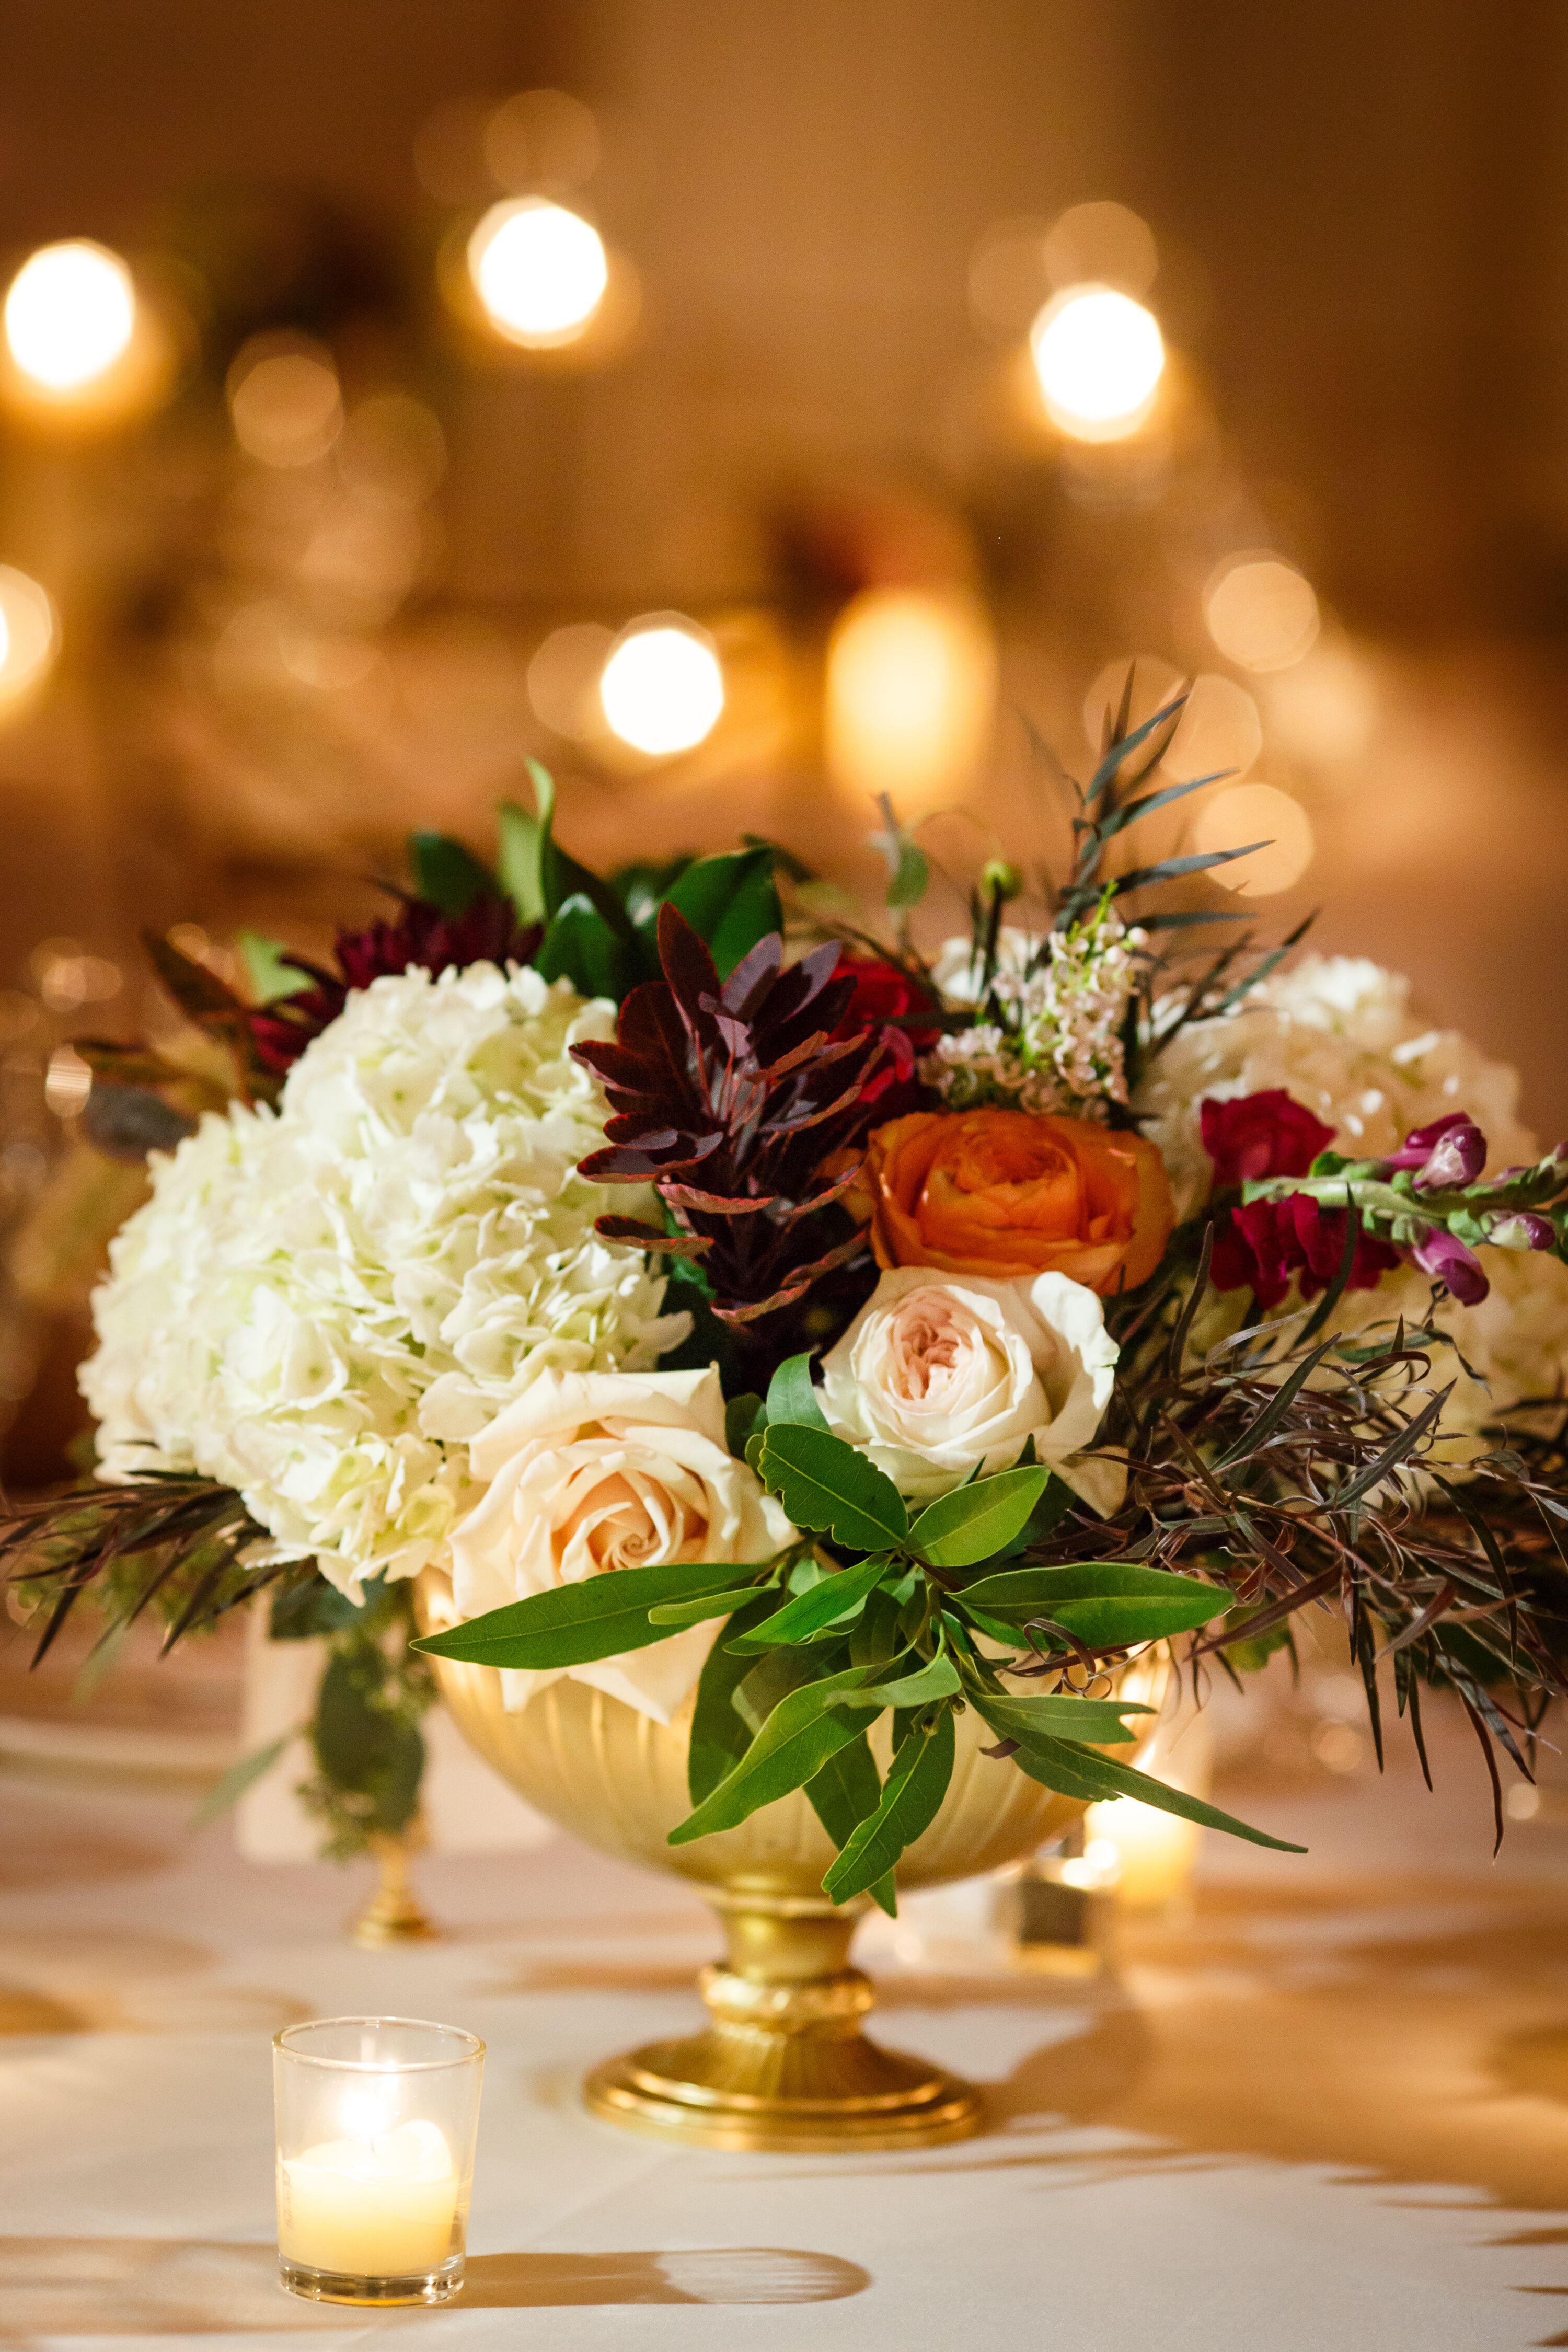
349,1832,439,1950
582,1958,983,2152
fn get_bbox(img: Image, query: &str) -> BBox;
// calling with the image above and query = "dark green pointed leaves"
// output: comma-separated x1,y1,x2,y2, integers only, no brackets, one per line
995,1725,1305,1852
909,1467,1050,1568
821,1709,956,1905
765,1351,829,1432
757,1424,908,1554
668,1666,874,1845
411,1560,755,1673
726,1555,890,1651
956,1561,1221,1648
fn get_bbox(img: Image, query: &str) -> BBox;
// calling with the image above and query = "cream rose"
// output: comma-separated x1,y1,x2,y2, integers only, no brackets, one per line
820,1266,1122,1516
449,1366,795,1725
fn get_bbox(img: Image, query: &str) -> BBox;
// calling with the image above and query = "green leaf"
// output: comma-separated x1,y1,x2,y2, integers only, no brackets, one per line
668,1666,873,1845
909,1467,1050,1568
687,1590,776,1806
726,1555,891,1651
409,829,496,917
647,1586,774,1628
410,1560,752,1672
758,1424,909,1554
822,1709,955,1905
967,1689,1152,1744
662,847,783,978
496,789,547,924
236,931,311,1004
870,792,930,910
536,893,648,1003
1000,1731,1306,1853
956,1562,1220,1648
732,1643,826,1736
850,1586,905,1669
765,1351,829,1432
832,1651,960,1710
190,1728,295,1829
803,1733,894,1916
724,1392,766,1456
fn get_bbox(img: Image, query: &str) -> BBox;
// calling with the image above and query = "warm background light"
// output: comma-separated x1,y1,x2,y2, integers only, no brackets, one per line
0,566,59,710
1042,200,1159,297
826,589,996,806
483,88,602,193
468,198,608,347
1194,780,1315,895
599,618,724,755
528,621,616,740
227,337,343,468
1030,284,1164,440
4,239,135,393
1205,553,1321,671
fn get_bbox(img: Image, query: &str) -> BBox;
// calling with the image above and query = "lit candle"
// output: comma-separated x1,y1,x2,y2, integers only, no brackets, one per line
273,2017,483,2307
277,2116,459,2277
1084,1798,1200,1912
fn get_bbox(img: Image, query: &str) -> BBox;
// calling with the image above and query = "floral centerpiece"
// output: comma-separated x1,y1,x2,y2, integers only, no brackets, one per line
9,693,1568,2139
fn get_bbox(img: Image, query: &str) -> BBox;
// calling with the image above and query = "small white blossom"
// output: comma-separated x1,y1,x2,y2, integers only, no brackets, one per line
924,904,1146,1117
80,963,689,1596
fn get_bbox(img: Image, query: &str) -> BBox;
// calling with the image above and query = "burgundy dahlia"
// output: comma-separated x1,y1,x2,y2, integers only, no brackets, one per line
248,894,541,1074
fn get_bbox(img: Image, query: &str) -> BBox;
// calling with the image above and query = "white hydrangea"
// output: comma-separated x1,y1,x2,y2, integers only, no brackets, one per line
1135,953,1567,1447
1134,954,1535,1220
81,963,689,1596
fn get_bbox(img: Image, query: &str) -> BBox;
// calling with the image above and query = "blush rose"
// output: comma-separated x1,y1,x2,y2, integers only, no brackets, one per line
820,1265,1124,1516
449,1367,794,1726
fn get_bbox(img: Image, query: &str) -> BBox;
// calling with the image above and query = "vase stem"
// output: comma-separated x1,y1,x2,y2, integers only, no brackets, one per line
583,1890,981,2151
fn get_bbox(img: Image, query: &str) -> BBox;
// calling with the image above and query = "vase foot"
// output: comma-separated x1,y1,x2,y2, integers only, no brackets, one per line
582,1956,983,2152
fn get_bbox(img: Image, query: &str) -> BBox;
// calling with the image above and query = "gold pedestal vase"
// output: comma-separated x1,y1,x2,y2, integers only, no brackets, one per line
419,1570,1110,2152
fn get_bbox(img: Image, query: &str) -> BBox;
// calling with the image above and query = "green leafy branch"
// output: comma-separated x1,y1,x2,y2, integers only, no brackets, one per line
414,1357,1300,1912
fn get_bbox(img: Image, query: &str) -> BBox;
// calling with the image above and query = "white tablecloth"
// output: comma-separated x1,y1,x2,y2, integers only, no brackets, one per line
4,1726,1568,2350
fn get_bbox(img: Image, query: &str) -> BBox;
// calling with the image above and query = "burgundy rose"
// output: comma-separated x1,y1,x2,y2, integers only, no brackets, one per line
1200,1089,1335,1190
248,893,540,1073
1211,1193,1399,1311
831,953,940,1109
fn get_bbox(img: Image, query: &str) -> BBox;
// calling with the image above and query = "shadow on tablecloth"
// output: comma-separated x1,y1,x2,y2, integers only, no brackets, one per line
0,2237,870,2330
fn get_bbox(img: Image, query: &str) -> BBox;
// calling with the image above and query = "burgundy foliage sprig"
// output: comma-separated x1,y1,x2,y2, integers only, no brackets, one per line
572,905,888,1351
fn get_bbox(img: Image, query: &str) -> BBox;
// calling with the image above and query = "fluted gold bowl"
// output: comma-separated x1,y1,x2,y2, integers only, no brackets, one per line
419,1567,1122,2151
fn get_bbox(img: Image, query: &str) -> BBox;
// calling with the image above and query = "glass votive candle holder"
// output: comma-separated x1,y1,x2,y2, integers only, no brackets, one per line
273,2016,485,2307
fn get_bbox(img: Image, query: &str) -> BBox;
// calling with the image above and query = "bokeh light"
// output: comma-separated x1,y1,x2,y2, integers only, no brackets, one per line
1264,639,1378,766
1042,200,1158,296
468,198,608,347
1030,284,1164,440
1204,553,1321,671
0,567,59,710
599,618,724,755
228,337,343,468
826,590,996,806
484,89,602,193
528,621,616,740
1161,673,1263,782
4,240,135,393
337,393,447,508
1193,781,1315,896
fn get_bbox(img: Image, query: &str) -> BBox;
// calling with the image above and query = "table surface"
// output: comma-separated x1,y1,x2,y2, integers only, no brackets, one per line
6,1709,1568,2352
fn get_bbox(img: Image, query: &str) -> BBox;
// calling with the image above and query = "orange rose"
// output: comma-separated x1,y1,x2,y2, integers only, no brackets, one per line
864,1108,1174,1295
